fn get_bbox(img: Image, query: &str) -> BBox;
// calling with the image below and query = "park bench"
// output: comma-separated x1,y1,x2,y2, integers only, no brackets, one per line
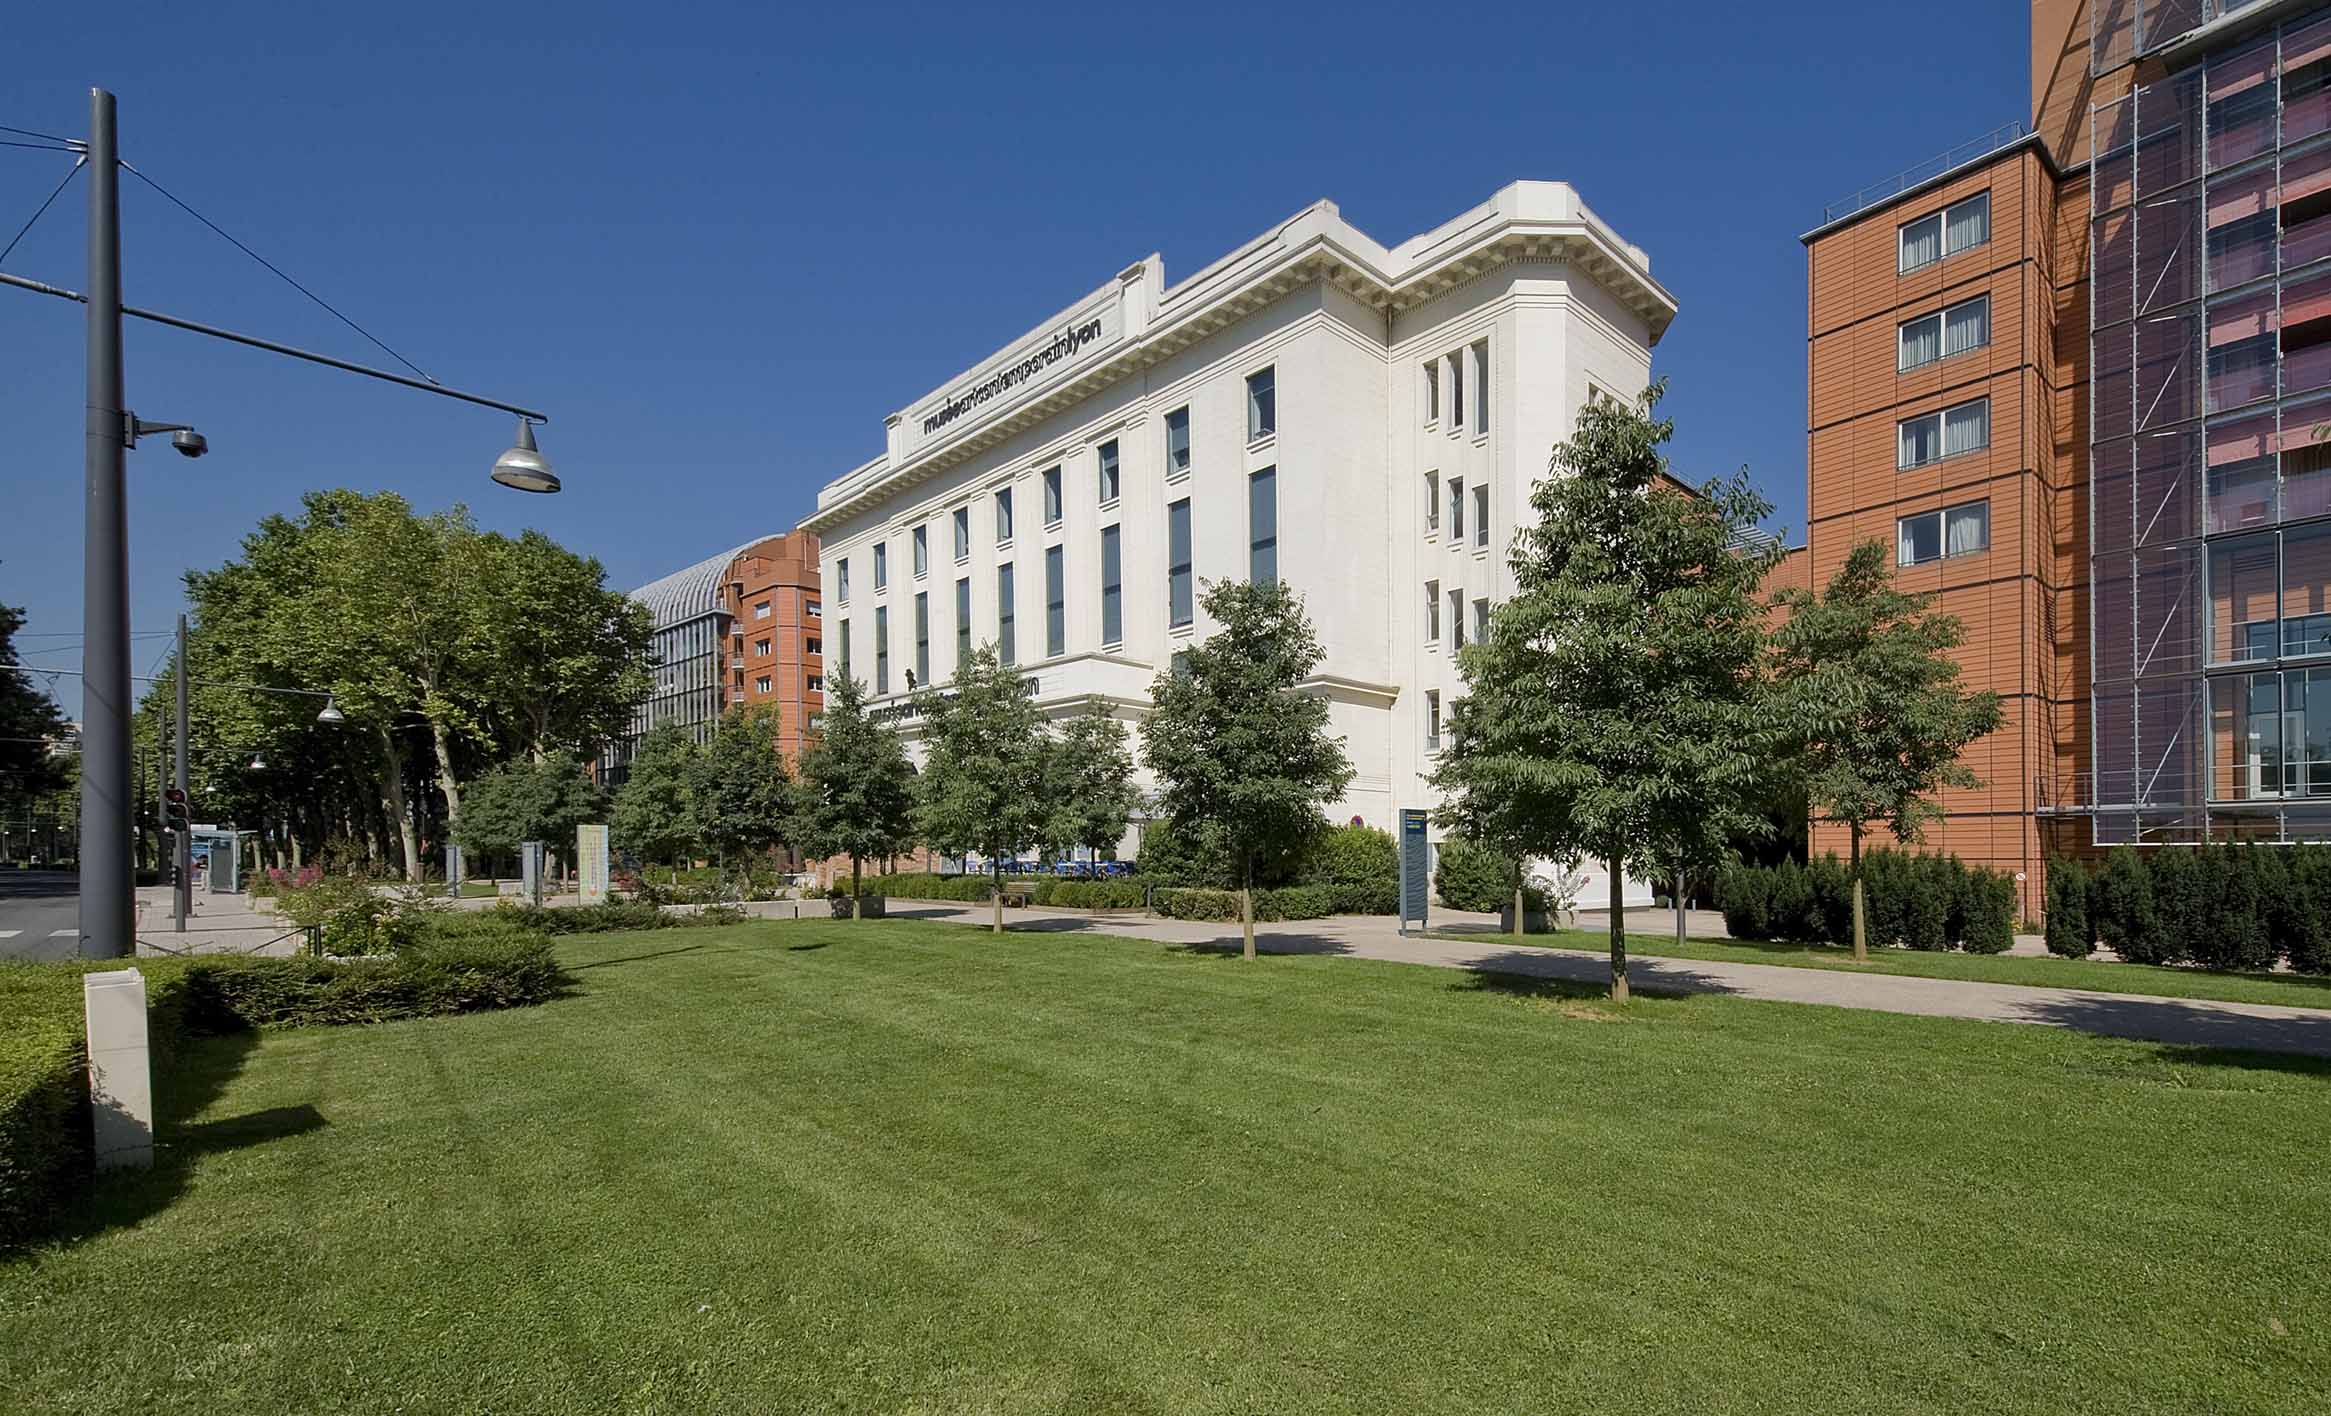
999,883,1035,909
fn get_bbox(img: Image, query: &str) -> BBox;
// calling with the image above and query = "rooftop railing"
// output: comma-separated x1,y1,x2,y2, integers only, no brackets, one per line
1819,121,2033,228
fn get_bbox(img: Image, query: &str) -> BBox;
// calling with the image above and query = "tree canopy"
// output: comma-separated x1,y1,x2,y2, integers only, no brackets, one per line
690,705,796,879
794,672,918,910
610,724,702,879
917,646,1050,932
0,603,70,802
1045,707,1140,861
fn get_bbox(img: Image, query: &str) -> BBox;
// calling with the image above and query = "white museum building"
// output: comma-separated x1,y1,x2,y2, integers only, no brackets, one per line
799,181,1675,906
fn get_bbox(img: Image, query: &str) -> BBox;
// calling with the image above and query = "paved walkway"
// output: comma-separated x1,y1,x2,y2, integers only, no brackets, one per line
882,901,2331,1059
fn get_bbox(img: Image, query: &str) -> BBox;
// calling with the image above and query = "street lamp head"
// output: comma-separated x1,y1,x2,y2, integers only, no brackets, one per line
490,418,559,494
315,695,345,725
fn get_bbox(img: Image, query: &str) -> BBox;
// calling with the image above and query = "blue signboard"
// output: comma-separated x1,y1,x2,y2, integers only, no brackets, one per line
1399,809,1429,934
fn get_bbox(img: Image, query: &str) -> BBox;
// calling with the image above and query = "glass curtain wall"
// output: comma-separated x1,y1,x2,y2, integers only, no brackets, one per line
2093,8,2331,844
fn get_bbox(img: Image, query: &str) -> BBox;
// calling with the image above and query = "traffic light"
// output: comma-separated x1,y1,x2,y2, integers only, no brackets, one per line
163,787,190,833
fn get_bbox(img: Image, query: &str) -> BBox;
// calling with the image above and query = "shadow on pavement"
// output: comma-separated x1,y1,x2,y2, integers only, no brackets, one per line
1172,934,1355,959
1447,947,1743,999
2013,993,2331,1063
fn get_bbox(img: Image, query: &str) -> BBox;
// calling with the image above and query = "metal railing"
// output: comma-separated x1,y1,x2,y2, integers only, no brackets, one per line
1821,122,2033,227
2035,771,2098,814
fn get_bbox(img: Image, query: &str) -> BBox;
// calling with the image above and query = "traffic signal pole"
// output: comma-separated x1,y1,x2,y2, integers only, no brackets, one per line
174,612,188,931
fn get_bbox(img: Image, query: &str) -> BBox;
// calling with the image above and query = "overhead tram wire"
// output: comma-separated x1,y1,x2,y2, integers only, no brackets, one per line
0,121,84,148
119,159,441,386
0,154,85,265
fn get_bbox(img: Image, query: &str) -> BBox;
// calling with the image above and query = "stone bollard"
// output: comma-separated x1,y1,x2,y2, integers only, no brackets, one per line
83,968,154,1170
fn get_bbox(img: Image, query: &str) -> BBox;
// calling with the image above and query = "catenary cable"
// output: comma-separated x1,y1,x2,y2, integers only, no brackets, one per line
0,156,85,266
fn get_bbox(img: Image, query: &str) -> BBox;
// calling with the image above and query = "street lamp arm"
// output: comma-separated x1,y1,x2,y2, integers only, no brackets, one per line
0,268,548,423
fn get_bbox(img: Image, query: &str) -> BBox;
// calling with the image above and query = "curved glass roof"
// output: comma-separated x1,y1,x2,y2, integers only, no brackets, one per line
627,536,783,632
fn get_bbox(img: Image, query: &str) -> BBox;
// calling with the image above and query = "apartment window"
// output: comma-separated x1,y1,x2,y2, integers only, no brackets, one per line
1449,588,1467,649
1100,525,1123,646
1424,579,1441,642
1042,545,1066,657
754,676,772,695
875,606,890,694
1898,397,1992,469
836,620,849,678
1472,484,1490,550
1896,500,1991,566
1168,497,1194,629
1426,689,1442,750
1449,477,1465,542
1473,597,1490,642
1249,467,1278,584
806,637,821,656
1043,466,1063,527
955,576,972,665
912,525,928,578
1098,439,1120,504
1165,406,1191,479
876,544,892,590
1448,354,1464,433
1899,192,1991,273
995,486,1014,544
753,638,771,657
953,506,970,561
997,562,1017,666
1247,366,1276,441
1424,471,1440,533
914,592,930,686
1471,341,1488,435
1899,295,1990,371
1424,362,1440,424
805,600,820,620
837,559,850,603
807,675,823,693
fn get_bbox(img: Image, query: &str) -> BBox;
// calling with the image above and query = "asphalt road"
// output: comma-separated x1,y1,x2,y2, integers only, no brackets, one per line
0,869,84,960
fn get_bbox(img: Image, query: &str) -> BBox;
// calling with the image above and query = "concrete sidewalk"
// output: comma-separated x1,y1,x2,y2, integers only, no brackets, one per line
884,901,2331,1059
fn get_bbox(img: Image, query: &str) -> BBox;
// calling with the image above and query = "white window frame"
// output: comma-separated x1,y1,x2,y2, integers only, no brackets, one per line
1097,439,1120,506
1898,192,1989,274
1896,499,1992,566
1247,365,1276,443
1424,579,1441,643
1897,295,1989,372
952,506,970,562
1472,484,1490,550
1425,689,1442,750
1042,465,1063,528
912,525,928,578
1896,396,1992,470
1424,362,1440,425
1424,471,1440,534
1165,405,1192,481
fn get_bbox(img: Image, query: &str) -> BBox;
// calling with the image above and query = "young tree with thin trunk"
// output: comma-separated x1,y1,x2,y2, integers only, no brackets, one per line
795,672,917,919
690,704,795,894
1769,539,2002,960
1141,579,1353,961
1044,705,1141,863
916,646,1051,934
611,724,701,884
1432,384,1781,1001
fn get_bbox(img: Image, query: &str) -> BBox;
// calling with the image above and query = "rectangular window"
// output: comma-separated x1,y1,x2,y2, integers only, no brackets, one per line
807,676,823,693
1424,579,1440,642
1247,366,1276,441
1472,484,1490,549
837,620,849,678
1473,597,1490,642
875,606,890,694
1424,362,1440,423
1098,439,1120,504
1045,545,1066,657
997,563,1016,666
1165,406,1191,479
806,637,820,656
838,560,850,603
1425,471,1440,533
753,638,770,656
1896,500,1991,566
1100,525,1123,646
1899,211,1943,273
1043,466,1062,527
805,600,820,620
873,543,887,590
1943,192,1989,257
914,592,929,687
913,525,928,578
995,487,1014,544
1249,466,1278,584
955,576,971,665
1449,477,1465,542
1426,689,1442,749
953,507,970,561
1448,354,1464,433
1898,295,1990,372
1471,341,1488,434
1168,497,1193,629
753,601,771,621
755,676,772,695
1897,397,1991,469
1450,588,1467,649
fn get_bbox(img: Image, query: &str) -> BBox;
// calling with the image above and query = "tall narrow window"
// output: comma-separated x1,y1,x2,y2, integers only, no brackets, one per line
1899,211,1943,273
838,557,850,603
995,486,1014,543
1249,466,1278,584
1043,466,1063,527
1473,597,1490,642
1450,588,1467,649
1471,341,1488,434
914,592,929,687
1165,406,1191,479
836,619,849,679
1424,579,1440,642
953,506,970,560
1426,690,1442,749
873,542,888,590
1168,497,1193,629
1941,295,1989,357
875,606,890,694
1247,366,1276,441
997,563,1017,666
1942,192,1989,257
1448,354,1464,433
1425,471,1440,533
1449,477,1465,542
1097,439,1120,503
1045,544,1066,657
955,576,971,666
1424,362,1440,424
912,525,928,578
1100,525,1123,646
1472,484,1490,549
1941,398,1990,458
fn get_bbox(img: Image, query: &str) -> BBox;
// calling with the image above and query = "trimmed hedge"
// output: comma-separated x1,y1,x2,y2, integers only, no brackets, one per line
1152,885,1339,922
2075,844,2331,973
1718,851,2015,954
1432,836,1552,914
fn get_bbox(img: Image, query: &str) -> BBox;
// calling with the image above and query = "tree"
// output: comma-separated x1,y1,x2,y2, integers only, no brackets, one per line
917,646,1051,934
794,672,917,918
690,705,795,891
0,604,69,801
1141,579,1353,960
1432,385,1782,999
611,724,701,882
1769,538,2003,960
1045,706,1140,862
451,753,608,885
475,530,655,763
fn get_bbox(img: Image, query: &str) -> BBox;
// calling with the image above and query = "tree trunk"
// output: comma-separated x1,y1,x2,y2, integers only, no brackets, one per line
1607,853,1629,1003
1850,825,1867,963
992,856,1003,934
1241,856,1256,962
1674,868,1686,950
851,855,863,922
428,716,463,833
1513,883,1525,943
379,729,423,882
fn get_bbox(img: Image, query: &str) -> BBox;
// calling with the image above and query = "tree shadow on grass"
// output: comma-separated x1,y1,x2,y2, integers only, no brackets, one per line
1168,933,1355,959
569,943,708,970
1444,946,1741,999
2009,992,2331,1064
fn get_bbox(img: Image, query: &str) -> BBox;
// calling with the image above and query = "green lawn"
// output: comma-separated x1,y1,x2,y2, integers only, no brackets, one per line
1429,925,2331,1011
5,920,2327,1413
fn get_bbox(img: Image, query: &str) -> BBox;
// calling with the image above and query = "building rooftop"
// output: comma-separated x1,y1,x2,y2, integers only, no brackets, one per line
628,535,787,631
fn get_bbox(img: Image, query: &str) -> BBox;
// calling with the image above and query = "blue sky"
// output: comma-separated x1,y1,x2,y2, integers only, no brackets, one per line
0,0,2029,710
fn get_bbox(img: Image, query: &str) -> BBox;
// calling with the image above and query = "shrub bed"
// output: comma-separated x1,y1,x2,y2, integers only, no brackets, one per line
2066,844,2331,974
1152,885,1339,922
1432,837,1551,914
1717,851,2015,954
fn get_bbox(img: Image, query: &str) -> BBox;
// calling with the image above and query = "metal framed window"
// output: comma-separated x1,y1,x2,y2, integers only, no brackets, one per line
1898,295,1989,371
1471,340,1488,434
997,563,1016,666
1449,477,1465,542
955,576,971,666
1449,588,1466,649
1100,525,1122,646
1424,362,1440,424
1899,191,1990,272
952,507,970,561
874,606,889,694
1247,366,1276,441
995,486,1014,544
1424,471,1439,533
1424,579,1440,642
1168,497,1193,628
914,592,929,686
1045,544,1066,657
1098,439,1120,504
1896,500,1991,565
1472,484,1489,549
1898,397,1992,468
1165,406,1191,479
873,542,887,590
1249,467,1277,584
1043,466,1062,527
1426,690,1442,750
912,525,928,578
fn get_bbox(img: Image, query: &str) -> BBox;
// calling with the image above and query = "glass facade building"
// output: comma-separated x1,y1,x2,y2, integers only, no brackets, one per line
2091,4,2331,842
